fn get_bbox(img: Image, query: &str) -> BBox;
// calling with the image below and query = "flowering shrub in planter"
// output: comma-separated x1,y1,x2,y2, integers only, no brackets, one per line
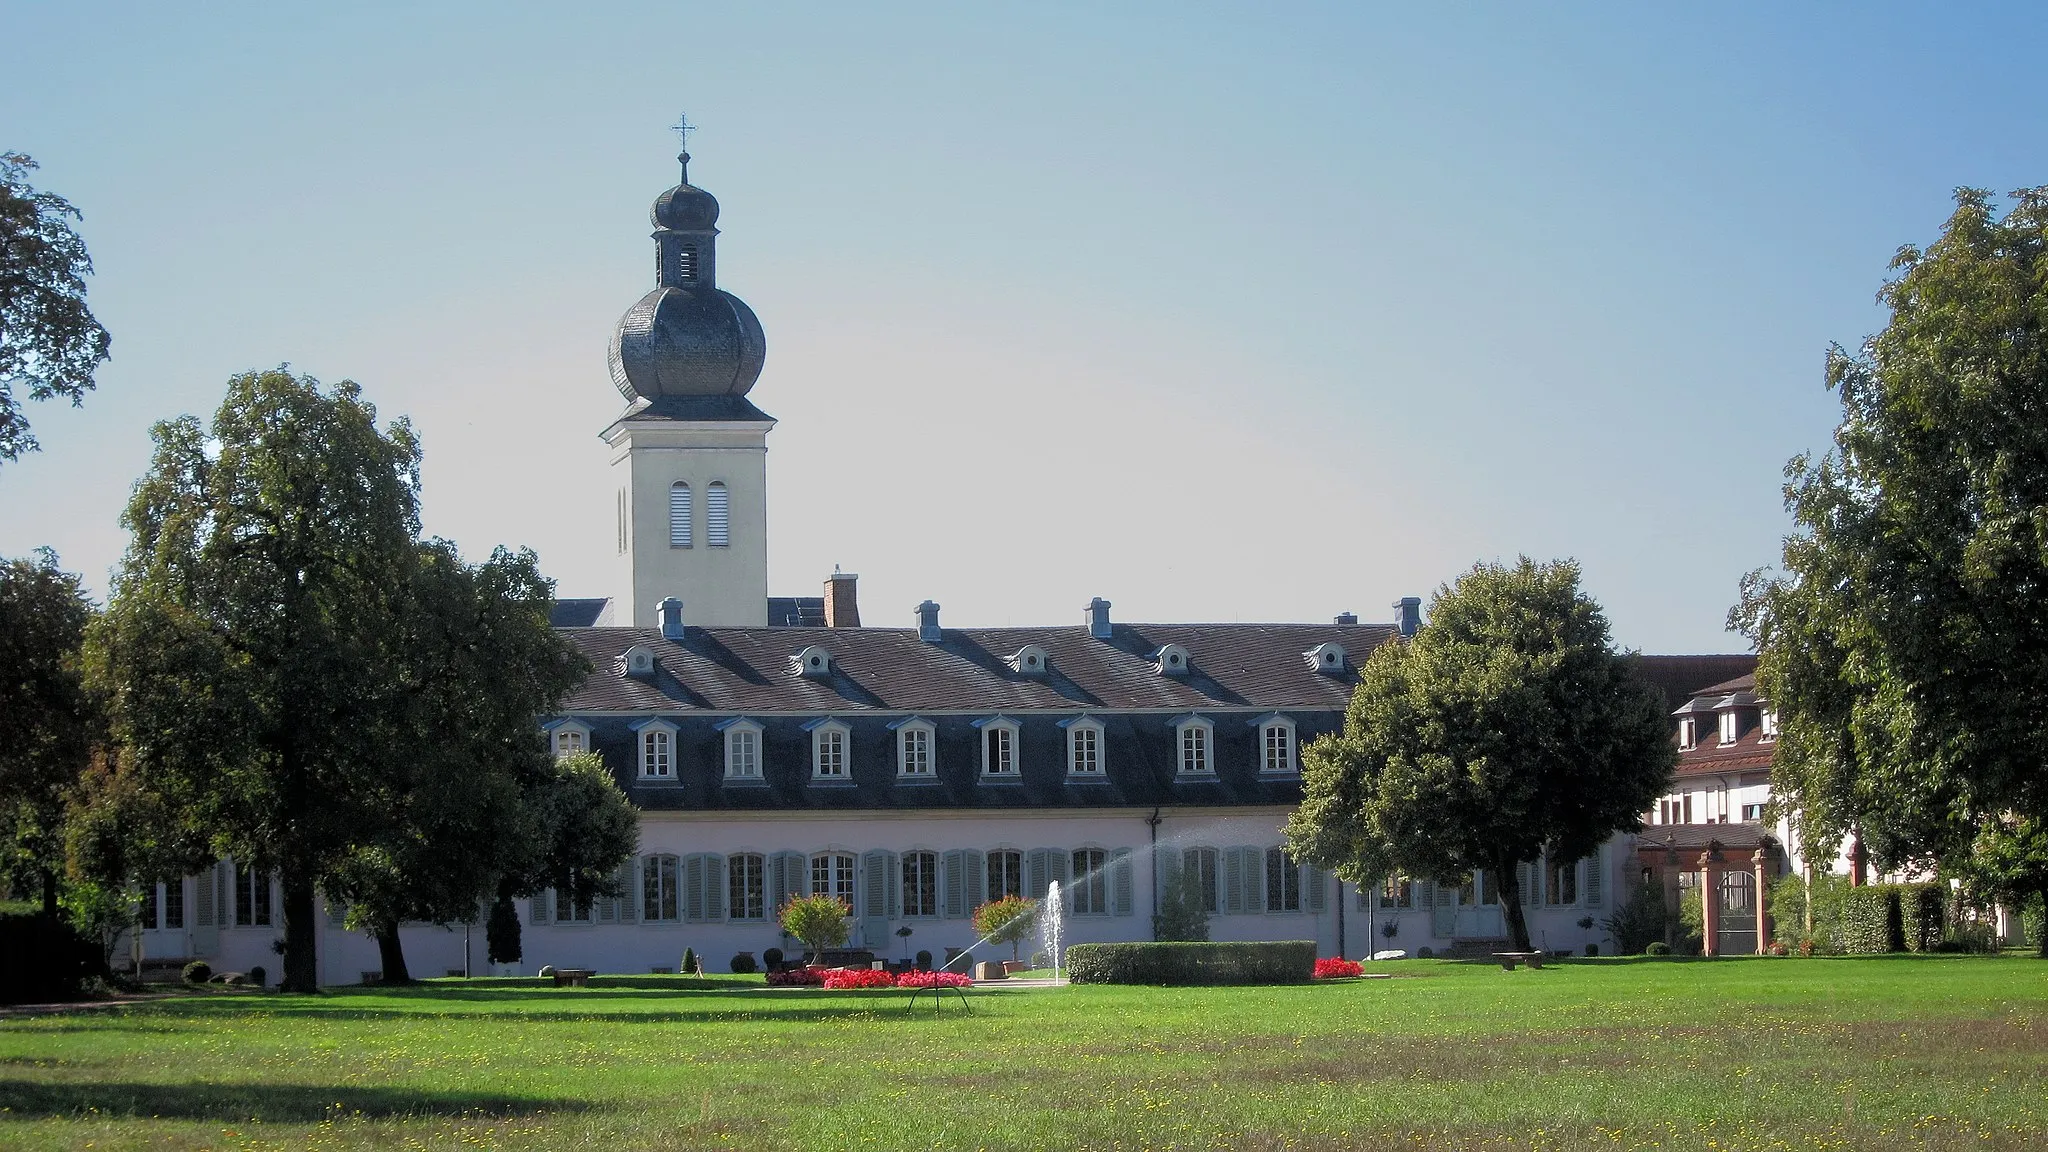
1313,957,1363,979
896,970,972,989
821,968,896,990
765,967,824,987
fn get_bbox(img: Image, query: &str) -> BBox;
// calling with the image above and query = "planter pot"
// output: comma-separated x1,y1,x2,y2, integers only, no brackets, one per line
1001,960,1029,975
973,961,1007,980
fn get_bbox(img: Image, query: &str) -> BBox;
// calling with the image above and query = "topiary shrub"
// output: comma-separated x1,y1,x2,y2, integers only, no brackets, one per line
729,953,758,974
183,960,213,985
1416,946,1434,959
248,965,267,988
1066,941,1315,986
1644,941,1671,957
763,946,784,971
681,947,698,976
915,949,933,971
486,895,522,965
1584,943,1598,957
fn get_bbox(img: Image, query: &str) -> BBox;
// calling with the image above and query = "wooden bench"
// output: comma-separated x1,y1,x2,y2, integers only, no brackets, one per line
1492,952,1545,971
552,968,595,987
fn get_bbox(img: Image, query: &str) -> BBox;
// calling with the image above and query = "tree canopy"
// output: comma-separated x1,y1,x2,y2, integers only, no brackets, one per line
1733,188,2048,948
0,153,110,463
0,549,97,913
1286,557,1674,952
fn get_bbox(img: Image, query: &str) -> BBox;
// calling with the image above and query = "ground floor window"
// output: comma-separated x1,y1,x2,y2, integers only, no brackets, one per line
1546,858,1577,906
644,854,681,922
235,866,271,927
902,851,938,917
729,853,765,920
987,850,1023,901
1266,847,1301,912
1379,875,1413,909
1183,847,1220,913
1071,849,1107,914
811,852,855,906
140,880,185,930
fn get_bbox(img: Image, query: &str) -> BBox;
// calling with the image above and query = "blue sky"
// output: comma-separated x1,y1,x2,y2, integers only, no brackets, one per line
5,2,2045,650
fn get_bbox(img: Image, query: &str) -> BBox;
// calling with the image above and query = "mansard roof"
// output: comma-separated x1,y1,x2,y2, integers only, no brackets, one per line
1631,655,1758,714
556,621,1395,715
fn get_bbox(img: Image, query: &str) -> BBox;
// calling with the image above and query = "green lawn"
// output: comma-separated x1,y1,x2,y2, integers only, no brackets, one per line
1,955,2043,1151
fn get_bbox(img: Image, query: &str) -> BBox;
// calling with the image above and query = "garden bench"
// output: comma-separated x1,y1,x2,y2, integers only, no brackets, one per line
552,968,595,987
1492,952,1545,971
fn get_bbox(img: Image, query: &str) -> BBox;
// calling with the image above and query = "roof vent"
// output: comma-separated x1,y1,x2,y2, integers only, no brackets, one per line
1154,643,1190,677
792,645,833,679
1010,644,1049,677
658,596,684,640
1333,611,1357,625
1305,642,1347,674
915,600,942,643
1393,596,1422,638
1085,596,1113,640
622,643,657,679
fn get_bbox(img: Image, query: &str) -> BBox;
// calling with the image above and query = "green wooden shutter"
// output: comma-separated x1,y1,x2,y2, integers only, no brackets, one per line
326,895,348,928
942,850,966,918
1306,864,1327,913
885,852,901,918
531,889,551,924
1049,849,1071,903
704,854,726,921
684,855,707,922
769,851,803,916
616,860,639,924
1110,848,1134,917
965,849,986,909
1246,848,1267,913
1583,849,1604,908
1222,848,1245,914
1026,849,1052,899
861,849,889,919
216,861,233,927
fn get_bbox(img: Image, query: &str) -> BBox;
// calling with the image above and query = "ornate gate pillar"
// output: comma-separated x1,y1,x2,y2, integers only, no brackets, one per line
1697,849,1721,957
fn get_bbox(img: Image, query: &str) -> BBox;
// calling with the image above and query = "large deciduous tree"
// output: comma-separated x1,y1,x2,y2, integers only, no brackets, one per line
1733,188,2048,951
88,369,421,992
1286,558,1674,953
0,153,111,463
0,549,97,914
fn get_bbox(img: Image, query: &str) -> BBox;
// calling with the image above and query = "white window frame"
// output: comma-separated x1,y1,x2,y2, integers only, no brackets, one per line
1175,716,1215,776
632,718,678,780
1678,716,1697,751
1182,846,1220,913
643,853,682,922
1256,715,1297,775
987,849,1024,901
728,852,766,921
705,481,729,547
892,718,936,779
976,716,1020,778
901,849,939,918
668,481,692,548
719,718,763,781
810,851,855,905
1718,710,1739,746
545,719,591,759
1759,709,1778,741
1265,846,1302,913
1062,716,1105,778
807,719,851,781
1070,847,1109,915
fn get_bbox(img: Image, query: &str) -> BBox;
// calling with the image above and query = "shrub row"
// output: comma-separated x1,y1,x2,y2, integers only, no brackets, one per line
1065,940,1316,986
0,913,104,1005
1770,874,1948,954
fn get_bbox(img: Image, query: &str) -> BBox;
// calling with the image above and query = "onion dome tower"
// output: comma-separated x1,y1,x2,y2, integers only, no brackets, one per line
604,127,775,629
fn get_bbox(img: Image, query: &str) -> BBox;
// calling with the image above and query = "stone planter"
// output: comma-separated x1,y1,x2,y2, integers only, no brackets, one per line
1001,960,1029,975
972,961,1007,980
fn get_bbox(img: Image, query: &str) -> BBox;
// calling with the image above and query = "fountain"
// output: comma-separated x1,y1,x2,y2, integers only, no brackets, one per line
1043,880,1065,981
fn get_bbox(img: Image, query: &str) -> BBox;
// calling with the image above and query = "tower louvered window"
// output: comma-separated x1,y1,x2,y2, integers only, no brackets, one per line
668,482,692,547
676,245,698,283
706,482,729,547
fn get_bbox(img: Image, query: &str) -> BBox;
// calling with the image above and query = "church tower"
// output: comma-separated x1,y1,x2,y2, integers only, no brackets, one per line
604,140,772,628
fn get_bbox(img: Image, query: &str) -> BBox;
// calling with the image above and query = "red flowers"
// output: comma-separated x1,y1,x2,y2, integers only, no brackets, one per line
895,970,972,989
820,968,897,989
1313,957,1363,979
765,968,824,987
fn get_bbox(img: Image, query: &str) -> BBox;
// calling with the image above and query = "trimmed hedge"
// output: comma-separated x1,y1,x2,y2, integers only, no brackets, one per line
1065,940,1315,986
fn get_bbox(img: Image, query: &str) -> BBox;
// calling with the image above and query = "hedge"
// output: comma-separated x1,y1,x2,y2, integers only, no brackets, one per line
0,913,105,1004
1065,941,1315,986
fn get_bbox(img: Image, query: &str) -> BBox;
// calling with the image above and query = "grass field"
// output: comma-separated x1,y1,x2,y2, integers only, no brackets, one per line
1,955,2043,1151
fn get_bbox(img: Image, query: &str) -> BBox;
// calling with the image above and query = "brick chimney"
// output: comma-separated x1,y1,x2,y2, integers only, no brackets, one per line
824,570,861,628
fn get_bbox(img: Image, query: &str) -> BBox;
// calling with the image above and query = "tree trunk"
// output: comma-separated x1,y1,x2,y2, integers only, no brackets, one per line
1495,862,1533,952
40,868,58,918
376,925,414,984
280,868,320,993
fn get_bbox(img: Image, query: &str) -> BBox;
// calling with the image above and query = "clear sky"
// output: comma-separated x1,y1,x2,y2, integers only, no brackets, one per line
5,2,2045,651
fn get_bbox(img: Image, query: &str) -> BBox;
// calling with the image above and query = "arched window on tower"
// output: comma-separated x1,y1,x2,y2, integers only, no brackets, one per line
706,482,729,547
668,482,692,548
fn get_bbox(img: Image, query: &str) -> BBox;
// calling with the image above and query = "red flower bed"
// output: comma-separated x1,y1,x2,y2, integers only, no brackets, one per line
895,970,972,989
765,967,824,987
820,968,897,989
1313,957,1363,979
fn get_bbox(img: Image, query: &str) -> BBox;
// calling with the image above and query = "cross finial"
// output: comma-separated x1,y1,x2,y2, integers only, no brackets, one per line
670,113,697,180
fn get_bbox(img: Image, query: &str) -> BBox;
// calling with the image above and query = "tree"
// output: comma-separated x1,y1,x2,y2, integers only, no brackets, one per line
324,541,594,984
972,894,1039,962
779,893,850,960
1732,189,2048,954
1150,872,1209,943
1286,558,1675,953
0,154,111,463
0,549,97,915
87,369,421,992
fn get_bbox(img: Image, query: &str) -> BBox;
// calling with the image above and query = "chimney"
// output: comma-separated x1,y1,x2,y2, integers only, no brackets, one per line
1393,596,1422,638
1333,611,1358,625
915,600,942,642
824,570,861,628
1085,597,1113,640
658,597,684,640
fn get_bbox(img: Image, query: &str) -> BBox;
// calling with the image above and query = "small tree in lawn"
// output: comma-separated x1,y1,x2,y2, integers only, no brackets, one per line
972,895,1038,963
779,893,849,962
485,895,522,968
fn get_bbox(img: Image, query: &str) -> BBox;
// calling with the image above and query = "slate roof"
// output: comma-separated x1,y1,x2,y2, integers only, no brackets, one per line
556,621,1395,715
550,598,613,628
1631,655,1758,713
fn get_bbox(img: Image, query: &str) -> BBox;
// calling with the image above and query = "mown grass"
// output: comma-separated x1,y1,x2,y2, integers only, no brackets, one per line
1,955,2043,1151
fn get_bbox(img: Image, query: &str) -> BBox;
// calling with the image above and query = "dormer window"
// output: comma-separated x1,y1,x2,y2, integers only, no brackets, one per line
804,718,850,781
716,717,763,780
974,716,1020,778
1009,645,1049,677
1678,716,1697,752
1175,715,1214,776
622,643,656,679
793,646,832,679
1155,644,1191,677
890,717,936,778
1718,710,1740,746
1304,643,1347,675
545,719,590,759
1760,709,1778,741
1255,715,1297,774
1060,715,1105,778
631,718,678,780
